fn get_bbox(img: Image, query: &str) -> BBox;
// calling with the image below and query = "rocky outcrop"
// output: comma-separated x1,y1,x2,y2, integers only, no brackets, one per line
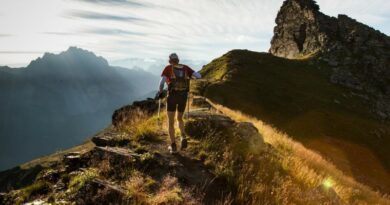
112,98,159,127
185,111,265,151
74,179,128,205
0,109,244,204
270,0,334,58
91,130,130,147
191,96,212,109
85,147,141,169
0,165,44,192
3,94,380,204
270,0,390,119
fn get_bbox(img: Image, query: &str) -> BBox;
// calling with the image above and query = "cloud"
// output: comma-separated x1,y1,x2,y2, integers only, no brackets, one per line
0,34,12,37
0,51,44,54
74,0,180,13
317,0,390,28
76,0,148,7
65,10,147,22
82,28,146,36
43,32,75,36
0,0,389,67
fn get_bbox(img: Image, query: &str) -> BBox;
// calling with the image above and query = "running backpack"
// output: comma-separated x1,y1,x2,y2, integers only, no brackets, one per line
168,64,190,92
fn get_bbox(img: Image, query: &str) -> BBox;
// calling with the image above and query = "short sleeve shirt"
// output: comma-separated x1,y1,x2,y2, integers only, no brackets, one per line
161,64,194,83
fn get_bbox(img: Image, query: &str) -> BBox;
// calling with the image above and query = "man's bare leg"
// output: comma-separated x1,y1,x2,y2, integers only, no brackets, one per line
177,111,188,149
177,112,186,138
167,111,176,144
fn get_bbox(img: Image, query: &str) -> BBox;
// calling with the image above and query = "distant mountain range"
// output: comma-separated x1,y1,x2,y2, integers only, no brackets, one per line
0,47,159,170
111,57,207,75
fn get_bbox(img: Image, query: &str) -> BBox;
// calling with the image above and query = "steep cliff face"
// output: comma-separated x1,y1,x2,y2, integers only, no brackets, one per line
269,0,335,58
270,0,390,119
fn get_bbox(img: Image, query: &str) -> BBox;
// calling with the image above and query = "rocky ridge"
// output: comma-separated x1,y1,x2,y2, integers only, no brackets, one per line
270,0,390,119
0,98,270,205
1,96,389,204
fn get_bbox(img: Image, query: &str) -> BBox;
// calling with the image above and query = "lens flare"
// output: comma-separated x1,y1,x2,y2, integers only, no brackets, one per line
323,178,333,188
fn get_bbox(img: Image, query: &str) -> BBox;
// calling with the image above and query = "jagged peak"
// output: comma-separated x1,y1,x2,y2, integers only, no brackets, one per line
27,47,109,69
270,0,389,59
64,46,96,56
281,0,320,11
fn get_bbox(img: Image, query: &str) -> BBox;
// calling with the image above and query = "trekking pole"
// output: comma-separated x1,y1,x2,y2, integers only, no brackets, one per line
155,91,162,128
158,98,161,118
187,92,190,120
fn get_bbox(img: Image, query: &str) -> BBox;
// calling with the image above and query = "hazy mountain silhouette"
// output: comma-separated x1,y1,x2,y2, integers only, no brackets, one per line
0,47,159,170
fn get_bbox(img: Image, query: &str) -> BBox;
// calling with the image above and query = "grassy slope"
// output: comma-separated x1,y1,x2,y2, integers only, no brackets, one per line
196,49,390,192
2,99,389,204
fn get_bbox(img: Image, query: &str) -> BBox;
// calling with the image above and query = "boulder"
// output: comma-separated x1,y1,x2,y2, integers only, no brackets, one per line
84,147,141,179
63,152,85,172
185,111,235,139
91,130,130,147
36,169,61,183
233,122,265,149
185,111,265,151
91,135,115,147
185,111,234,125
86,147,140,165
192,96,212,109
231,122,266,153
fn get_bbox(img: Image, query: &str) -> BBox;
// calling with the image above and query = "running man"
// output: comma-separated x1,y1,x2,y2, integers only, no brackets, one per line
157,53,201,154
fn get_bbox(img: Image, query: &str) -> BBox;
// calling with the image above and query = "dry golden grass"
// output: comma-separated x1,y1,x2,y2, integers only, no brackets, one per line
124,171,201,205
207,99,390,205
118,108,164,142
98,159,112,178
150,175,183,205
196,50,390,193
125,171,154,204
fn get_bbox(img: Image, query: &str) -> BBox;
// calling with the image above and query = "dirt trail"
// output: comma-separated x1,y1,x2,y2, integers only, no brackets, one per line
144,121,230,204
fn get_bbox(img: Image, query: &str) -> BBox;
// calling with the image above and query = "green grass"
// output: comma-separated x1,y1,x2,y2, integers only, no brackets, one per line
196,49,390,192
13,181,50,205
118,110,163,143
68,168,99,195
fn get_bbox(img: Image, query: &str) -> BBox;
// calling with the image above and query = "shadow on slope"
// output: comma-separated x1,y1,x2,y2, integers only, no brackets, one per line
196,49,390,193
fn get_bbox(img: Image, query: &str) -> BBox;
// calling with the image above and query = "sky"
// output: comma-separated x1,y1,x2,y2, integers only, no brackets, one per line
0,0,389,68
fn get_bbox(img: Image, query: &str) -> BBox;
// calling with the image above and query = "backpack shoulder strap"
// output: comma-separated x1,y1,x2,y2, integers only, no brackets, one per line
170,65,176,79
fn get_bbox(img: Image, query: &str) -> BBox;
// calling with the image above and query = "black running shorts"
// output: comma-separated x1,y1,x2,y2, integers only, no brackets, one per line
167,91,188,112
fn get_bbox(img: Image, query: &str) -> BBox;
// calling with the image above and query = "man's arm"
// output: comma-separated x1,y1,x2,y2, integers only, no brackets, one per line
186,65,201,79
159,76,167,92
192,71,201,79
